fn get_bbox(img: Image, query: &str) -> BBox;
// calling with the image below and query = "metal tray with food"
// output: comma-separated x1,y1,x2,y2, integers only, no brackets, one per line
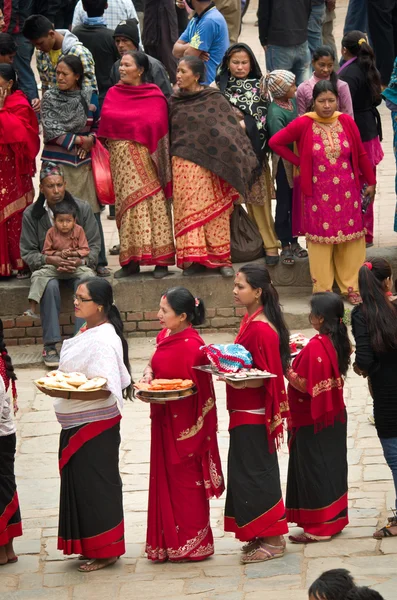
134,379,197,403
193,365,276,380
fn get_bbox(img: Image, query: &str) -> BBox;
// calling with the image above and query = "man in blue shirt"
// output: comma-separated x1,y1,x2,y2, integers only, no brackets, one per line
173,0,229,84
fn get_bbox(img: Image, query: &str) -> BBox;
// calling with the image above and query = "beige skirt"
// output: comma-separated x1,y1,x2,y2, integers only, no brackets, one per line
61,163,100,214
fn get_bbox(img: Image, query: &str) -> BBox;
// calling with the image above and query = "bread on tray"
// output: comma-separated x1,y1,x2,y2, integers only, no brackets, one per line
35,371,107,392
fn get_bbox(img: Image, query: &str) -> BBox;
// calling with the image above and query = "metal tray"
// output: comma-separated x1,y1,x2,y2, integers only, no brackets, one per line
193,365,277,380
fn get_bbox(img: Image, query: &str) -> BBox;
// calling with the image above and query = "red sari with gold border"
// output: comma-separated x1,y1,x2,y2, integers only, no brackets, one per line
224,318,290,542
146,327,224,562
286,333,348,536
0,90,39,276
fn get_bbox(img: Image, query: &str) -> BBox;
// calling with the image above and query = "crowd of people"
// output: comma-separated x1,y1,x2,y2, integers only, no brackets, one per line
0,0,396,589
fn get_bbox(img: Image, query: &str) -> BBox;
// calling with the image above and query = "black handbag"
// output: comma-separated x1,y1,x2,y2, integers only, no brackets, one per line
230,205,265,263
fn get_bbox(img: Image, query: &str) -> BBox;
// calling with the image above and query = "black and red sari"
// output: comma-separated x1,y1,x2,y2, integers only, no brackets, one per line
0,433,22,547
286,333,348,536
57,416,125,558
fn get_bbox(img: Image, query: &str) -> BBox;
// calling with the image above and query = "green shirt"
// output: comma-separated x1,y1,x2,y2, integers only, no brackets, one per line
267,98,297,138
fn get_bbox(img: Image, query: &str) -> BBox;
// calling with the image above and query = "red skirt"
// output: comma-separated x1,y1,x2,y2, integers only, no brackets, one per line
58,416,125,558
146,414,215,562
0,433,22,545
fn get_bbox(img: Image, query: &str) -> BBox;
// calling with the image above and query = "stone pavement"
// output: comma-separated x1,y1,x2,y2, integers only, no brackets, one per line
3,332,397,600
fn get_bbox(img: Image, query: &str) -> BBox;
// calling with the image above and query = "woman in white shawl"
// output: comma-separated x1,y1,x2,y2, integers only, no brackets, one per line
42,278,131,572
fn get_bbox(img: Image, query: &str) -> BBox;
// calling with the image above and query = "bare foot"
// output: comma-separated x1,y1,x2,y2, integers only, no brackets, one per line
0,545,7,565
78,557,118,572
5,541,17,562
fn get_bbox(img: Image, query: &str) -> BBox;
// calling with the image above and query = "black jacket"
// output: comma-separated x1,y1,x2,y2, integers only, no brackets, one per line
72,24,119,107
32,0,64,23
258,0,311,47
0,0,33,33
110,55,173,98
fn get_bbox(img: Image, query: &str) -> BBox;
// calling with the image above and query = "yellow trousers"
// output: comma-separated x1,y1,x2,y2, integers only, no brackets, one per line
247,203,279,254
214,0,241,43
307,237,366,294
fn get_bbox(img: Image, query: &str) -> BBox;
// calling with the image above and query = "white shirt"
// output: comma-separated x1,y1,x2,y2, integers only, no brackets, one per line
0,376,16,437
43,199,54,226
72,0,139,31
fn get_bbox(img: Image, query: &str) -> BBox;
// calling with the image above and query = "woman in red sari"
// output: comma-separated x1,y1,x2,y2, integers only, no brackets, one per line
0,64,39,278
286,292,350,543
225,264,290,564
140,287,224,562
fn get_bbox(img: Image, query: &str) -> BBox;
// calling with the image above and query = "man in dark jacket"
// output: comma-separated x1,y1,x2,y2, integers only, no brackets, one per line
110,18,173,96
258,0,311,85
0,0,39,105
73,0,119,107
20,163,101,368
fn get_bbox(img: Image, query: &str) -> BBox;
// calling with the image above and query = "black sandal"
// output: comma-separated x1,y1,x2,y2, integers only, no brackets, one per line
280,247,295,266
265,255,279,266
109,245,120,256
291,243,308,259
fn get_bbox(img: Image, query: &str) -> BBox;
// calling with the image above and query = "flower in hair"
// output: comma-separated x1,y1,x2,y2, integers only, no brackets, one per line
363,261,372,270
358,37,367,46
195,297,200,307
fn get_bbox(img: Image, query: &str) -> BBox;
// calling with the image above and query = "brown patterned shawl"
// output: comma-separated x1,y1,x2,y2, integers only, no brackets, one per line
168,87,259,196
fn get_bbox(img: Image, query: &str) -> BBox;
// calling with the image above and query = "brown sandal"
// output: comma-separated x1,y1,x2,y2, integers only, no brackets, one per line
289,533,331,544
77,557,119,572
241,542,285,564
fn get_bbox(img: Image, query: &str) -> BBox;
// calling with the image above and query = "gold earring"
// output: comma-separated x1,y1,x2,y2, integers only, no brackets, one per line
98,306,103,312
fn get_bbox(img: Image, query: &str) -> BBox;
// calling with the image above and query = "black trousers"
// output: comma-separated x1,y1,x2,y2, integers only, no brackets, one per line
275,160,297,247
367,0,397,85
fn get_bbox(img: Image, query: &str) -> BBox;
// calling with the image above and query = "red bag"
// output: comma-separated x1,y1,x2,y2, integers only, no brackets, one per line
91,139,115,205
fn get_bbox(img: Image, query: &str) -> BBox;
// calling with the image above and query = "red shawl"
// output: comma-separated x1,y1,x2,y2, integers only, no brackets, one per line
287,334,345,432
0,90,39,178
151,327,224,499
228,320,290,450
98,83,172,198
268,113,376,197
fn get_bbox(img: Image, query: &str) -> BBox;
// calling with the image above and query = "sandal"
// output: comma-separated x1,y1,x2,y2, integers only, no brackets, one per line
373,518,397,539
280,247,295,266
16,270,31,280
265,255,279,266
96,266,111,277
78,557,119,572
109,245,120,256
289,533,331,544
241,538,260,553
23,309,40,320
241,542,285,564
291,243,308,259
346,291,362,306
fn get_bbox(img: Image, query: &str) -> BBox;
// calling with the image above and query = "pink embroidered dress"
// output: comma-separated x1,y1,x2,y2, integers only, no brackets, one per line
304,120,365,244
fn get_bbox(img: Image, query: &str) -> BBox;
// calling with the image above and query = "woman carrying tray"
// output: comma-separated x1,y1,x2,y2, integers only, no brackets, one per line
140,287,225,562
225,264,291,564
38,278,132,572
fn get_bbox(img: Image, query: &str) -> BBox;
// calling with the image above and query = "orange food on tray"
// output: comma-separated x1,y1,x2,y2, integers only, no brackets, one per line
135,379,194,392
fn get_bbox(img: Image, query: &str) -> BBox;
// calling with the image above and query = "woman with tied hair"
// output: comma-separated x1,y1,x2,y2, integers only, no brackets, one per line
0,318,21,565
286,292,350,543
140,286,224,562
0,63,39,278
99,50,175,279
215,43,279,265
225,264,290,563
264,69,308,266
352,258,397,539
269,80,376,304
339,31,383,248
169,55,258,278
40,278,132,572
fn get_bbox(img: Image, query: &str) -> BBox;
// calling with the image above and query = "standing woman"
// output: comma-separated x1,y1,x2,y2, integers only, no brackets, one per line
269,80,376,304
98,51,175,280
352,259,397,539
42,278,132,572
215,43,279,265
169,56,258,278
140,287,224,562
286,293,350,543
297,45,353,117
0,64,39,278
339,31,384,248
225,264,290,564
0,319,20,565
40,55,110,277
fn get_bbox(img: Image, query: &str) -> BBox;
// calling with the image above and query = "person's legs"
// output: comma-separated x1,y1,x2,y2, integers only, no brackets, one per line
333,237,366,296
322,10,339,68
214,0,241,43
344,0,369,35
12,33,38,103
306,240,335,292
40,278,62,347
275,161,294,248
293,42,312,86
307,3,326,55
367,0,396,85
94,213,109,268
266,44,295,73
379,437,397,510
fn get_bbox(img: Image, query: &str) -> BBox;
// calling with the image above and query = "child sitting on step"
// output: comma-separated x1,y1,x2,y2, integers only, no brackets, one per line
24,200,95,319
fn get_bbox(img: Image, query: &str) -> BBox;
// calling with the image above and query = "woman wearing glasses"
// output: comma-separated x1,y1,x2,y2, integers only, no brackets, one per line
39,278,132,573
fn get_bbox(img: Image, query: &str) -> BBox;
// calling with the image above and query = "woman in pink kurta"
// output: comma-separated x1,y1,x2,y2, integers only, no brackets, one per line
269,80,376,304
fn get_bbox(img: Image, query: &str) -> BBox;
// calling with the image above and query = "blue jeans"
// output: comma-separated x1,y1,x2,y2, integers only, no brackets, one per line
379,436,397,510
12,33,38,102
266,42,311,86
344,0,371,44
308,3,326,55
40,278,85,346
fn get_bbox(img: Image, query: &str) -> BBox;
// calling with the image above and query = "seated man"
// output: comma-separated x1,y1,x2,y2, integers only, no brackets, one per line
0,33,17,64
173,0,229,84
110,18,173,97
22,14,98,99
20,162,101,368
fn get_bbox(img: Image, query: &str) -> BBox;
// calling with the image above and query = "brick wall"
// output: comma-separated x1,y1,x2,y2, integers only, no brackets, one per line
3,307,246,346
